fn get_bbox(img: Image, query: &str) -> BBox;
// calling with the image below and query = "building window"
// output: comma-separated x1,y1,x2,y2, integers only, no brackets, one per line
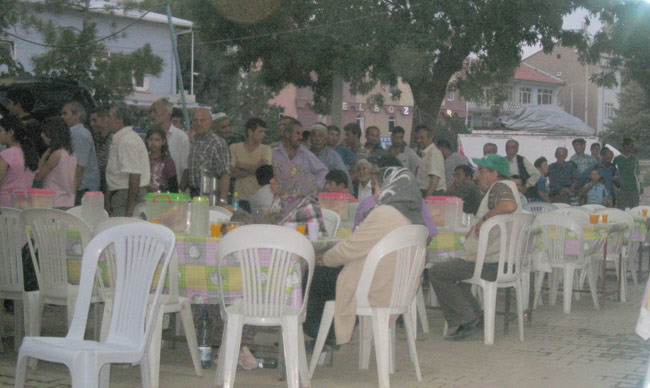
481,115,490,129
537,89,553,105
506,89,514,103
446,90,455,101
604,103,615,119
356,114,364,131
0,40,15,59
519,87,531,104
388,116,396,132
133,74,151,92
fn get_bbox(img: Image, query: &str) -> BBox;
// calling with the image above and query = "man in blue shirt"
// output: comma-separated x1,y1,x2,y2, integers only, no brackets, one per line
595,147,621,202
327,125,356,168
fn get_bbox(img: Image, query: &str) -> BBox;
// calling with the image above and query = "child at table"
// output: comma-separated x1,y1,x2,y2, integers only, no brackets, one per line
581,167,611,206
145,128,178,193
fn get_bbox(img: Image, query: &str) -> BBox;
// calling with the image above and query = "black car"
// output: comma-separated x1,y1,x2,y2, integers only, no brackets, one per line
0,77,95,121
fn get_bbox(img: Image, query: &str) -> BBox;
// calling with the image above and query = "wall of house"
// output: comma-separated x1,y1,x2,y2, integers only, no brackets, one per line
4,7,182,95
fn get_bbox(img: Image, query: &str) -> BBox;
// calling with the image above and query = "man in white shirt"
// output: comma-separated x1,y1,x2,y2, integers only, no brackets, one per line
505,139,540,188
415,125,446,197
104,104,150,217
149,98,189,180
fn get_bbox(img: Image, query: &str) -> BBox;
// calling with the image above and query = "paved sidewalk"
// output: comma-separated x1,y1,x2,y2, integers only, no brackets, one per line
1,278,649,388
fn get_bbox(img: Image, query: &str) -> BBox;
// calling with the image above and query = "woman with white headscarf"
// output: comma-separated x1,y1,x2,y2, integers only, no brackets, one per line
303,167,426,346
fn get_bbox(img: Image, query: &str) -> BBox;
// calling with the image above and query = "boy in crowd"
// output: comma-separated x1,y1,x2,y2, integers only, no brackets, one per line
580,168,611,206
509,175,529,204
532,157,551,202
324,169,354,198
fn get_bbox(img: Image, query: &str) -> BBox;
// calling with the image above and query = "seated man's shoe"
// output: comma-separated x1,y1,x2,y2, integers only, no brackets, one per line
452,317,483,341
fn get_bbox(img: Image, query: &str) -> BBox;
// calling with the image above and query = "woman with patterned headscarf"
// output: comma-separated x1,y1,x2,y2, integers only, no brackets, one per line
303,167,426,346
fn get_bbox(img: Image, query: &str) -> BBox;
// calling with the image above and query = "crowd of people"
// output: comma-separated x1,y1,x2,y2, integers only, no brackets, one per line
0,86,641,347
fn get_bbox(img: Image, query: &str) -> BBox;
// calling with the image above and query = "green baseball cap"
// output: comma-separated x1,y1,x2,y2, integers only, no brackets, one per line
472,154,510,177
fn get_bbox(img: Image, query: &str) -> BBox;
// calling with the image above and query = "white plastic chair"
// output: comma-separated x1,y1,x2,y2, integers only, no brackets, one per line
95,217,202,388
595,208,634,301
20,209,102,338
522,202,558,214
582,204,606,212
461,213,534,345
321,208,341,237
214,225,315,388
66,206,109,235
0,208,39,351
211,206,233,219
209,208,231,224
532,213,601,313
553,207,590,224
309,225,428,388
552,202,571,208
14,223,176,388
133,201,147,220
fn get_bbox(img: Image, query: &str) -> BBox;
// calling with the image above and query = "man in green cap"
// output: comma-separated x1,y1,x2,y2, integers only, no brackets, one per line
429,153,521,341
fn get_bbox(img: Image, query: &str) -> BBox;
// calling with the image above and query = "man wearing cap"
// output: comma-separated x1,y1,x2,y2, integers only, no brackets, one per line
149,98,190,181
430,154,520,341
212,112,234,143
310,123,352,188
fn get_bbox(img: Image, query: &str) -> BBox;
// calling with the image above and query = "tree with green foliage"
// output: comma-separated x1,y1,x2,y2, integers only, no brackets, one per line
601,81,650,158
13,0,163,105
188,0,590,130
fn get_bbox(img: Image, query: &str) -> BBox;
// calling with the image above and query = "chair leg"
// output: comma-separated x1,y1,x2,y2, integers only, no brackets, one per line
98,363,110,388
147,310,164,388
140,353,151,388
482,285,497,345
389,321,395,374
70,360,98,388
549,269,560,306
442,321,448,337
514,283,525,342
415,287,429,334
221,315,244,388
179,300,202,376
296,324,311,388
214,328,227,386
358,316,372,370
371,309,391,388
586,262,600,311
533,272,545,309
563,264,576,314
309,301,335,378
428,280,439,307
620,254,627,303
14,351,29,388
402,312,421,381
281,317,304,388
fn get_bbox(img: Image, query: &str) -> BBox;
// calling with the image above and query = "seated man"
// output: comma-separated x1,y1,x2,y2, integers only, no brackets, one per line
446,164,482,215
509,175,529,204
430,154,520,341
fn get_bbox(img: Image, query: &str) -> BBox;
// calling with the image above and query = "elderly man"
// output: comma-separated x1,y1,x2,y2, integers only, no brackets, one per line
89,106,113,192
272,118,328,189
182,108,231,202
358,125,388,162
548,147,580,204
415,125,446,197
351,159,374,202
388,126,420,174
310,123,352,187
505,139,540,188
483,143,498,156
212,112,235,143
430,154,520,341
61,101,100,203
104,104,150,216
327,125,356,167
149,98,189,181
229,118,272,211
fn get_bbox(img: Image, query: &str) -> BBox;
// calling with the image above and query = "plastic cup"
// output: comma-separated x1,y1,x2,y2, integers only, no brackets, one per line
601,214,609,223
643,209,648,217
284,222,297,230
296,224,307,235
210,222,225,237
307,220,320,241
589,214,599,224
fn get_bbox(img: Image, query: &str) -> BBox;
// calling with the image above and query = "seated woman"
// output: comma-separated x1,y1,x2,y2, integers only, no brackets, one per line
34,117,77,209
303,167,426,346
0,116,39,207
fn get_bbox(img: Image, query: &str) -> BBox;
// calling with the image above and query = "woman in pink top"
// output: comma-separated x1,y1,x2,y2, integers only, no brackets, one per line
34,117,78,208
0,116,39,207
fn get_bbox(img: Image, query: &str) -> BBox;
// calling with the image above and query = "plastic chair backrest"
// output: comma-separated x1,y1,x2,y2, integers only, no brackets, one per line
552,203,571,208
355,225,428,311
472,213,534,284
554,207,590,224
631,206,650,217
321,208,341,237
0,207,25,293
67,223,175,356
533,212,585,265
133,202,147,220
66,206,109,234
20,209,92,296
209,209,231,224
215,224,315,319
582,204,605,211
522,202,558,214
212,206,233,218
597,208,632,253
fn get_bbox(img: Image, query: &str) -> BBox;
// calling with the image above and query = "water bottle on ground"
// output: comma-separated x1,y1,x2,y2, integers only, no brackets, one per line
255,356,278,369
197,308,212,369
